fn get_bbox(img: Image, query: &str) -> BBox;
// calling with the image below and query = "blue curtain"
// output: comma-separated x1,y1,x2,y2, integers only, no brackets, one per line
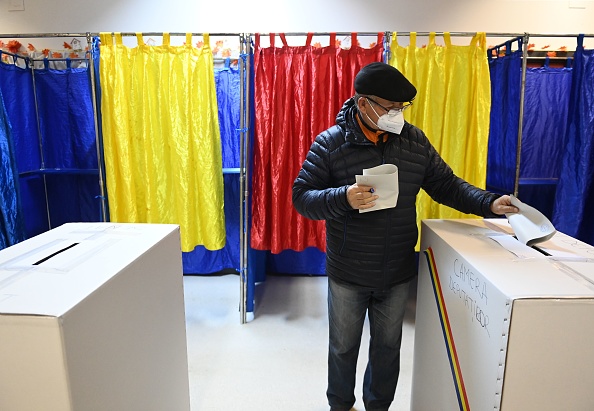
0,54,45,237
486,44,522,195
0,56,39,170
517,63,572,218
520,63,572,179
553,36,594,245
520,64,572,181
34,61,101,229
265,247,326,275
0,87,26,249
0,53,101,240
486,40,574,223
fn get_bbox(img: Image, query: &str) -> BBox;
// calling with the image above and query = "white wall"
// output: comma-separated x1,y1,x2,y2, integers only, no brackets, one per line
0,0,593,49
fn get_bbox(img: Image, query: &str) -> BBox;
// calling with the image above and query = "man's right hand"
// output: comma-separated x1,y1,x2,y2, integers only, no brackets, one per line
347,183,378,210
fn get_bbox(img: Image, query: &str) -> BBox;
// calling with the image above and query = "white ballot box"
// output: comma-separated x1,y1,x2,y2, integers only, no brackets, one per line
0,223,191,411
412,219,594,411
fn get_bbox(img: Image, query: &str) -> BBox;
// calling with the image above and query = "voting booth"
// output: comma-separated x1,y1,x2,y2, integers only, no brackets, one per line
0,223,191,411
412,218,594,411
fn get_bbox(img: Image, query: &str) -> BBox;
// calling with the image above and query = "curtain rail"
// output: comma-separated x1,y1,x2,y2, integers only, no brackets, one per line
2,32,594,40
253,32,383,36
489,37,524,52
0,33,90,38
393,32,522,37
392,32,594,38
247,32,594,38
99,32,240,37
0,32,241,38
2,55,90,62
524,56,574,60
525,33,594,37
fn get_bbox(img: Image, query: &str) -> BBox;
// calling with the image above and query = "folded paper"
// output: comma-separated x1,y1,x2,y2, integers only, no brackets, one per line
506,195,556,246
355,164,399,213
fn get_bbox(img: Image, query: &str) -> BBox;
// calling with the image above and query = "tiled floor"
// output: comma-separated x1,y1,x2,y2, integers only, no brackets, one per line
184,274,416,411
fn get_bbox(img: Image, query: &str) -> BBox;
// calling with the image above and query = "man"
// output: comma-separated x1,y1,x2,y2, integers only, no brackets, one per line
292,62,517,411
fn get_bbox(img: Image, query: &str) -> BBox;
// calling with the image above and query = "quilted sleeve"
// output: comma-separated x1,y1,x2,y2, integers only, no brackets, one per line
422,142,499,218
292,129,353,221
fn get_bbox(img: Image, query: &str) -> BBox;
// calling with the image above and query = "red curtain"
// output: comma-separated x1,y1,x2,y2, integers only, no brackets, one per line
250,32,384,253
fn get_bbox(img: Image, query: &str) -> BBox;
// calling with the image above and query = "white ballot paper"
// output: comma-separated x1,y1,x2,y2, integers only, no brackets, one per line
355,164,399,213
506,194,556,246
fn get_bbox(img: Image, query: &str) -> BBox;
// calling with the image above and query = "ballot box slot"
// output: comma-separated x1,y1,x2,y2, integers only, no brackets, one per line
32,243,79,265
509,235,551,256
530,244,551,256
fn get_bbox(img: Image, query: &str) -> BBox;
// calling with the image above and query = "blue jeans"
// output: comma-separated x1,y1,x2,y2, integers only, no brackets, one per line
327,277,410,411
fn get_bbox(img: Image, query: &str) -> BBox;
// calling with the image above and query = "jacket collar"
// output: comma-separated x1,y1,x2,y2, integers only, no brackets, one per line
336,98,374,145
336,97,408,145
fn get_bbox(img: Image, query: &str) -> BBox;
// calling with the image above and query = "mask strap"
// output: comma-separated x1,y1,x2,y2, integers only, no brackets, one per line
365,98,382,118
363,98,382,129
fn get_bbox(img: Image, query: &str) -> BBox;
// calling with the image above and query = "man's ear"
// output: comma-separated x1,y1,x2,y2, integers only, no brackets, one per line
356,96,366,113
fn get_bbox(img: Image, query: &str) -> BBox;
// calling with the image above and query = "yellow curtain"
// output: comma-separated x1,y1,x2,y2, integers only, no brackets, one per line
99,32,225,252
389,32,491,248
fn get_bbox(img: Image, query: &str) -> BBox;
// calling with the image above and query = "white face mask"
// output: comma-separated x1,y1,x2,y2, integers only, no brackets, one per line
377,110,405,134
365,98,405,134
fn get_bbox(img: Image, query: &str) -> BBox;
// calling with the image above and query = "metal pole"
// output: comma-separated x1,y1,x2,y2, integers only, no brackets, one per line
87,33,108,222
383,31,391,63
0,33,91,38
253,31,386,37
391,32,594,38
2,32,593,40
238,33,255,324
242,34,253,324
238,33,247,324
514,33,530,197
28,58,52,230
83,32,239,38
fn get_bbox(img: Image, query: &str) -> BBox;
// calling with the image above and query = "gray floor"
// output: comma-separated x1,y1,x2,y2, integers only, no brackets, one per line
184,274,416,411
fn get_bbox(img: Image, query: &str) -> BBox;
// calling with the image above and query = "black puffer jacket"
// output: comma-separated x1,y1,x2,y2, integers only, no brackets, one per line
292,97,499,290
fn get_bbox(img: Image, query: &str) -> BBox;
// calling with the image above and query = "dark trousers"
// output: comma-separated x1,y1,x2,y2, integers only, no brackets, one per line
327,278,410,411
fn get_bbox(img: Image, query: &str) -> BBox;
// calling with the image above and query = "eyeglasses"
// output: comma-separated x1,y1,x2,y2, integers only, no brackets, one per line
366,97,413,113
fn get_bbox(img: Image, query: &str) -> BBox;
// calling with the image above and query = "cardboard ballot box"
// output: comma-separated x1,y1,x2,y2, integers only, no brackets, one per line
412,219,594,411
0,223,191,411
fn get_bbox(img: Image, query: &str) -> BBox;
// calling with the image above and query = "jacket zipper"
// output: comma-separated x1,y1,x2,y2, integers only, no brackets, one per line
380,147,390,287
339,214,351,256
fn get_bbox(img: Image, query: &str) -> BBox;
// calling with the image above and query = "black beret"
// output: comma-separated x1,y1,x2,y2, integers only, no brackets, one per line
354,62,417,102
